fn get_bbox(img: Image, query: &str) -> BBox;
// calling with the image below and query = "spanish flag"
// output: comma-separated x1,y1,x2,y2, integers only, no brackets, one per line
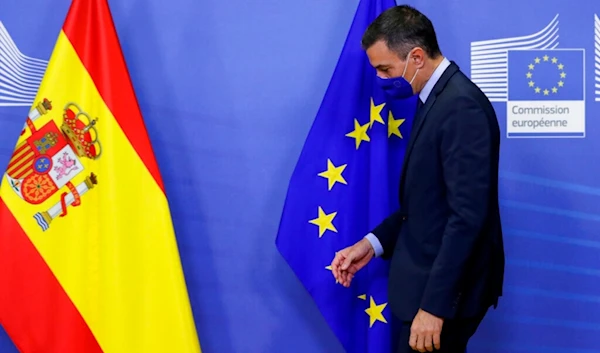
0,1,201,352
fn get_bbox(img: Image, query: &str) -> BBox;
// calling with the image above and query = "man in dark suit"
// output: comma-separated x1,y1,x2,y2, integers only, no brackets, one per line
330,5,505,353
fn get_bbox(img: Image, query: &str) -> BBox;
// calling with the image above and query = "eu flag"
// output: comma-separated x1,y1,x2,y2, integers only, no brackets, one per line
507,49,584,101
275,0,417,351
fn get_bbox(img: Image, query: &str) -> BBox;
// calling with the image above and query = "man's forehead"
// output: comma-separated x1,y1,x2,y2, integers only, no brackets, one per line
366,42,400,66
371,60,396,69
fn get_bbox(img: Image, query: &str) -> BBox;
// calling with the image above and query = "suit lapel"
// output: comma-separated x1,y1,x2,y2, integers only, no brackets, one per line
399,62,460,201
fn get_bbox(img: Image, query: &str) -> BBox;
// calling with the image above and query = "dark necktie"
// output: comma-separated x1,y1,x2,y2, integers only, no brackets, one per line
414,98,424,126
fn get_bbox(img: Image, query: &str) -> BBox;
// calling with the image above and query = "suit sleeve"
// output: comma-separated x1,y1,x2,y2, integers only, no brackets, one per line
370,210,404,260
419,96,493,319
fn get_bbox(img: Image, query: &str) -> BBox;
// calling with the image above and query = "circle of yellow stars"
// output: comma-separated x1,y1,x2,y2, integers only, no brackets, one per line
310,97,406,240
311,96,400,329
526,54,566,96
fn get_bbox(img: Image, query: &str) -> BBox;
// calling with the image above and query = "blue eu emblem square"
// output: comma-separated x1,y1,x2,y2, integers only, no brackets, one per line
507,49,585,137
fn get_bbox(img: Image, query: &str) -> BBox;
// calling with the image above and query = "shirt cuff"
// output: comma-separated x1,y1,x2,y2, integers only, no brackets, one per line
364,233,384,257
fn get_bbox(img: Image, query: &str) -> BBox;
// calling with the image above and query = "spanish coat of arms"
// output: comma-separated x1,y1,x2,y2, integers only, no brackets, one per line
3,99,101,231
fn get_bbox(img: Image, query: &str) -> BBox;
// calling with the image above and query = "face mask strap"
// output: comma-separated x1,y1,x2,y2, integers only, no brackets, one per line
401,51,411,78
402,50,419,84
409,69,419,84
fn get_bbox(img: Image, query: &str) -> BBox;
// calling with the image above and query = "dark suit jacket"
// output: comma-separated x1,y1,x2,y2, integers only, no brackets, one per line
371,61,505,322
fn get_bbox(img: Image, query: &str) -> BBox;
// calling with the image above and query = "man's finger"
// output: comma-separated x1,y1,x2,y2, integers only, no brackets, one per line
347,263,363,275
330,264,337,279
337,269,346,285
339,270,352,287
344,273,354,287
331,253,345,279
424,333,434,352
340,251,355,270
416,333,426,352
433,332,441,350
409,333,417,350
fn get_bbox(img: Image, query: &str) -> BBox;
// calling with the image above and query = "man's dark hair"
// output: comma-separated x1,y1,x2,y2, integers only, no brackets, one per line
361,5,442,59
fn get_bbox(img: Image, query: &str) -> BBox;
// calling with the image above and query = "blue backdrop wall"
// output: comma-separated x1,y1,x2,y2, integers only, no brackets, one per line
1,0,600,352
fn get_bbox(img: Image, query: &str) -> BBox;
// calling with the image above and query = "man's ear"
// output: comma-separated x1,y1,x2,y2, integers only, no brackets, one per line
411,47,426,69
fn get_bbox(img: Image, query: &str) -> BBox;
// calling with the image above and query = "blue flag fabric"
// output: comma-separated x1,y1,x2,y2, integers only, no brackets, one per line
275,0,418,351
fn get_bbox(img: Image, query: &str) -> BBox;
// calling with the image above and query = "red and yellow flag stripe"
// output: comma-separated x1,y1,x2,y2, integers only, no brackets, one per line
0,1,201,352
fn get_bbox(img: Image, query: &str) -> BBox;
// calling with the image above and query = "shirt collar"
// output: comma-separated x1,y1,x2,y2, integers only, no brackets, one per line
419,57,451,103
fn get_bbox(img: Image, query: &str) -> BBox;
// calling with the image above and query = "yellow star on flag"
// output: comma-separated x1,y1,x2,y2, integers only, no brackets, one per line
318,159,347,191
365,296,388,328
345,119,370,149
387,111,405,138
369,98,385,128
309,206,338,238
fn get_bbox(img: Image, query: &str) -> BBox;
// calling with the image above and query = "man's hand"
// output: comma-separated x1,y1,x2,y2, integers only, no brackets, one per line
409,309,444,352
330,238,375,287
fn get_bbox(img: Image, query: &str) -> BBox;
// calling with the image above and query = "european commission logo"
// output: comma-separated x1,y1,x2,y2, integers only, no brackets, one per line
0,21,49,107
507,49,585,137
470,14,590,138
